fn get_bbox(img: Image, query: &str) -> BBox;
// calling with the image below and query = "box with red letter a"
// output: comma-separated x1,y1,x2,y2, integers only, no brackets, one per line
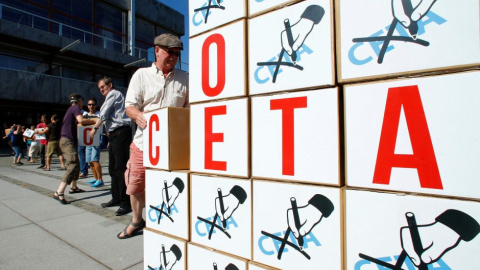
143,107,190,171
345,71,480,199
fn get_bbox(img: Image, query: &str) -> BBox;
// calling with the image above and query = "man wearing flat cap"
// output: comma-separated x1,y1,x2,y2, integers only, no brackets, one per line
120,33,188,239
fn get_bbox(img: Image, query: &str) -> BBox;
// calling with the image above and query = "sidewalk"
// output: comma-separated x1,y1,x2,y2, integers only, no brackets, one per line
0,151,144,270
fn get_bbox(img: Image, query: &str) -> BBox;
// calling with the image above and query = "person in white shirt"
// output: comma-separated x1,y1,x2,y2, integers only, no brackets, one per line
118,33,188,239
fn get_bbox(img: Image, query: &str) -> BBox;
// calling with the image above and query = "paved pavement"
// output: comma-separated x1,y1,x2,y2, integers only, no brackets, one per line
0,150,144,270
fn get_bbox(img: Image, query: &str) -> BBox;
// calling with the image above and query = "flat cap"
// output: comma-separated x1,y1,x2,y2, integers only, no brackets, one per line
154,33,183,50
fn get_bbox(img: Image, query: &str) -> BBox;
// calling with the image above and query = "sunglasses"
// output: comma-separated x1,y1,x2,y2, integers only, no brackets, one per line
88,104,96,106
159,47,181,57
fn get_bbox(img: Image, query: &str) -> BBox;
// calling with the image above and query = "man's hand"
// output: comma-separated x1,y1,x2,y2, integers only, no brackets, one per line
401,221,460,266
281,18,315,57
89,128,96,141
162,178,185,208
392,0,437,28
160,244,182,270
126,106,147,129
287,194,334,239
287,203,323,239
280,5,324,58
215,185,247,223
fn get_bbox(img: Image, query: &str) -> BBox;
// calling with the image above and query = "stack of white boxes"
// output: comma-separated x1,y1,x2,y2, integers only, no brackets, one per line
144,0,480,269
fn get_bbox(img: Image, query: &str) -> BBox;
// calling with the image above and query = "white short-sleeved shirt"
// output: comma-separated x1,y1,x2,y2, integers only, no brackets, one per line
125,63,189,150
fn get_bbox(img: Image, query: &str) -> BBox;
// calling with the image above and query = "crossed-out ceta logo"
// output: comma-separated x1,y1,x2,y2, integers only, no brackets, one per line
196,185,247,240
348,0,446,65
258,194,334,260
148,177,185,225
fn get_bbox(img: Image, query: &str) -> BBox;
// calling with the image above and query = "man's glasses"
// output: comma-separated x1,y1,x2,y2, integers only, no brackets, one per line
159,47,181,57
88,104,96,106
98,84,106,90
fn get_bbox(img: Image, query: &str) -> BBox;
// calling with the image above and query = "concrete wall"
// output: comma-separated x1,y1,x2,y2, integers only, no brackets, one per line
0,19,145,66
0,69,126,106
135,0,185,35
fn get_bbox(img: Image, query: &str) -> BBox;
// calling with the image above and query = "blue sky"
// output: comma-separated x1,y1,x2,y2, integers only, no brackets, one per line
158,0,190,71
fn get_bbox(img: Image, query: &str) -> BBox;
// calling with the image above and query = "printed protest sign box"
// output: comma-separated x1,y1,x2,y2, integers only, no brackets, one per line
191,174,251,260
248,0,335,95
144,230,186,270
35,128,47,141
146,170,189,241
189,0,246,37
188,243,247,270
345,71,480,199
190,98,249,178
252,88,340,185
346,189,480,270
77,125,102,146
337,0,480,82
143,107,190,170
248,0,297,17
189,20,247,103
248,262,280,270
253,180,342,270
22,128,35,139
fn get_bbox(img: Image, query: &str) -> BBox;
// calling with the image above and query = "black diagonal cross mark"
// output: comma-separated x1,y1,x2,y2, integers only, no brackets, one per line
193,0,226,24
150,204,174,223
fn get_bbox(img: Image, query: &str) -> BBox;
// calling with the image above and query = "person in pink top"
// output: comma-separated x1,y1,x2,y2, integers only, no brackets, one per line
36,114,48,169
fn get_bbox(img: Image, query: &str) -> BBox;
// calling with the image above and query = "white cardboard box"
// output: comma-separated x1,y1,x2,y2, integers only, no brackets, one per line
143,107,190,170
345,71,480,199
190,98,249,178
248,0,335,95
345,189,480,270
187,243,247,270
189,0,246,37
251,88,340,185
337,0,480,82
190,174,251,260
144,230,186,270
77,125,102,146
145,169,189,241
189,20,247,103
253,180,342,270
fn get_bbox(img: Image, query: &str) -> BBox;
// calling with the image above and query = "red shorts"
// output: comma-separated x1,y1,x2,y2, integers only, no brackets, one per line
124,143,146,195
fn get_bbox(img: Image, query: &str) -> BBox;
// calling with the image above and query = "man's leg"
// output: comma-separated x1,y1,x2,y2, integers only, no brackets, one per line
78,146,88,177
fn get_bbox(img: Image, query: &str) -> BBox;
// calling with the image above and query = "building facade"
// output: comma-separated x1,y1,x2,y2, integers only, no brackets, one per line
0,0,184,130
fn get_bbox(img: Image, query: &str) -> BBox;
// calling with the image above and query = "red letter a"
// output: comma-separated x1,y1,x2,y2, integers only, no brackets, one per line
373,85,442,189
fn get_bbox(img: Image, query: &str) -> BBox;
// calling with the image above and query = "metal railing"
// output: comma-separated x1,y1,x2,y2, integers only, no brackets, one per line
0,3,150,59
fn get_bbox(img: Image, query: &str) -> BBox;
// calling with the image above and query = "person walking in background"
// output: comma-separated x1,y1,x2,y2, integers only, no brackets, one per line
52,93,95,204
89,77,132,215
36,114,48,169
35,114,66,171
11,124,24,165
83,98,104,188
78,105,90,179
118,33,188,239
28,125,40,163
3,124,15,164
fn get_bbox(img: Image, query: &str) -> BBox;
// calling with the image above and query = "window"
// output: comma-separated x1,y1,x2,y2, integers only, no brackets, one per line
53,0,93,22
